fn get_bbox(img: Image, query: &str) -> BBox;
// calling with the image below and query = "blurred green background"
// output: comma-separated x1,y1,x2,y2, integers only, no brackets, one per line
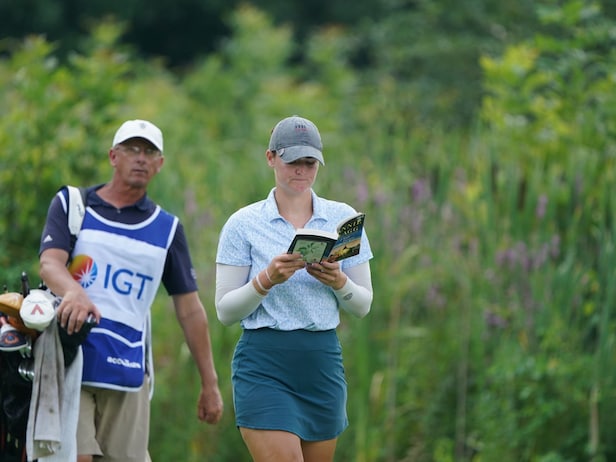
1,1,616,461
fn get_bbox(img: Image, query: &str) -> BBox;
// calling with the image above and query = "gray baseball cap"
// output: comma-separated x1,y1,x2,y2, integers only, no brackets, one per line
268,115,324,165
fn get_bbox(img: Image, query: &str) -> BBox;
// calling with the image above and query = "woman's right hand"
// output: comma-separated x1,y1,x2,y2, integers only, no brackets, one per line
264,253,307,288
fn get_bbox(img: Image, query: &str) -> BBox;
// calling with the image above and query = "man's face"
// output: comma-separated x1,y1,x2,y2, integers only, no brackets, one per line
110,138,164,188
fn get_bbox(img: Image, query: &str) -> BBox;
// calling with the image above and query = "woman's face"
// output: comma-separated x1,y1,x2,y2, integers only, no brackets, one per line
268,150,320,195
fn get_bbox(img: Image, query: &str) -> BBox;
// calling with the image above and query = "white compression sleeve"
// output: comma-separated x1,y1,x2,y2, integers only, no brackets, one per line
333,262,373,318
215,261,374,324
215,264,264,326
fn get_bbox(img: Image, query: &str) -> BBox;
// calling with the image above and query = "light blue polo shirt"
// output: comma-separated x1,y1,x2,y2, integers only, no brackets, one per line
216,188,373,331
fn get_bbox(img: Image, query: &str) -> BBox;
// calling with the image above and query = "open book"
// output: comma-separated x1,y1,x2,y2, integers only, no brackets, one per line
287,213,365,263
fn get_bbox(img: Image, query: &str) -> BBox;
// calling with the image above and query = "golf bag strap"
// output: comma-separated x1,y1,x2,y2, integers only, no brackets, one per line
66,185,87,256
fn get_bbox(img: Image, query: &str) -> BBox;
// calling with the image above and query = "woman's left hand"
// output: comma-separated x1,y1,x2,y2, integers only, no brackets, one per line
306,260,347,290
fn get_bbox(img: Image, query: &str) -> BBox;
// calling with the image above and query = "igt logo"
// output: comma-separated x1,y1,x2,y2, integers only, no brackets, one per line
69,255,154,299
69,255,97,288
102,264,153,299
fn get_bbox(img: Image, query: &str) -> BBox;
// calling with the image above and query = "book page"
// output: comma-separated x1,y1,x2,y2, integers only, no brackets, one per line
290,238,332,263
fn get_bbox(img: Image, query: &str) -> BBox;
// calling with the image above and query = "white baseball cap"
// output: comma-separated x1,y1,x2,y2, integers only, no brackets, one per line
112,119,164,152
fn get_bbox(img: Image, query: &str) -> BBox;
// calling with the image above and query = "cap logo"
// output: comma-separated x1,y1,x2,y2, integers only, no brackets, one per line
295,123,308,132
139,122,147,129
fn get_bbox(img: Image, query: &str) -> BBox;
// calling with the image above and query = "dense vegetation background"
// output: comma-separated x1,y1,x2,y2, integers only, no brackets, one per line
1,1,616,461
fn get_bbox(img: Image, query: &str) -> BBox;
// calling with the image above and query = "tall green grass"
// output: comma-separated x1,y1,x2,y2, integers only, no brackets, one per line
1,4,616,461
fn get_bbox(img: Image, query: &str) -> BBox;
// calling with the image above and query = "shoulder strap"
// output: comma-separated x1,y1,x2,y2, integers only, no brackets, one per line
66,185,87,252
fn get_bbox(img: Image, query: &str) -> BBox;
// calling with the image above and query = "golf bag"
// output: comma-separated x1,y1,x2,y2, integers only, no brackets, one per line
0,185,90,461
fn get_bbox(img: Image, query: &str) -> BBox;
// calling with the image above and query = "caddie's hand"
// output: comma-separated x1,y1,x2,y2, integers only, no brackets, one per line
198,385,224,424
57,288,101,334
306,260,347,290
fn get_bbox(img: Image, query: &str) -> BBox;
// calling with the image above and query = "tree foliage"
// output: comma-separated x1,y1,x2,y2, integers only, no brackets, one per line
1,2,616,461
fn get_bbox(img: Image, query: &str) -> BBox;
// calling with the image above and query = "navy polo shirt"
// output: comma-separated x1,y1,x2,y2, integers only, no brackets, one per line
39,184,198,295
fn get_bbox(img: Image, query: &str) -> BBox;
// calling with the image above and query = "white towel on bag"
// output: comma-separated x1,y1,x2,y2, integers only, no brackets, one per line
40,347,82,461
25,321,82,461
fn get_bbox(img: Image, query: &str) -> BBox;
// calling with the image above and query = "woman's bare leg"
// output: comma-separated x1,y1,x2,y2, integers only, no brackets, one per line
302,438,338,462
239,428,337,462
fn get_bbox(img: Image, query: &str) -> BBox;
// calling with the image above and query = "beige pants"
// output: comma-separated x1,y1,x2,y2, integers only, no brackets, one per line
77,377,151,462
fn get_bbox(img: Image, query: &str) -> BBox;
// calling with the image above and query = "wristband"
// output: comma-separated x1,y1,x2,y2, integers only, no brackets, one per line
254,274,269,294
265,267,274,285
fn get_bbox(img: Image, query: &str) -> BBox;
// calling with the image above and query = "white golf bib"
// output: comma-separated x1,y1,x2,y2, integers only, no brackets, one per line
68,206,178,391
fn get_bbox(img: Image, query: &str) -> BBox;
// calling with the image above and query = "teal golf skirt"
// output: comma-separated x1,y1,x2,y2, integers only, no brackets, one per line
232,328,348,441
